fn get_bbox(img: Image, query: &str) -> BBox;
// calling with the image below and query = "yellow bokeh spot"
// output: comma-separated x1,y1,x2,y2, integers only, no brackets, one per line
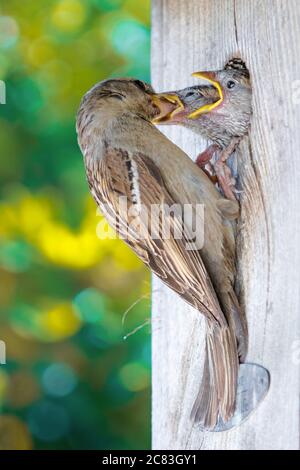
27,37,55,67
20,197,51,237
0,191,146,271
0,415,33,450
40,303,81,340
51,0,86,32
0,203,17,237
119,362,149,392
113,241,143,270
0,370,9,403
0,194,53,240
37,215,107,269
123,0,150,25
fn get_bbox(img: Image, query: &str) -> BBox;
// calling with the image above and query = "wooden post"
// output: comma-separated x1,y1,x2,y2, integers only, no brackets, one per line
151,0,300,450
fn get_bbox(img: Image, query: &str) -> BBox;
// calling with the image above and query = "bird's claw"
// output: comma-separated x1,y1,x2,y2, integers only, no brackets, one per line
195,144,220,168
195,139,241,202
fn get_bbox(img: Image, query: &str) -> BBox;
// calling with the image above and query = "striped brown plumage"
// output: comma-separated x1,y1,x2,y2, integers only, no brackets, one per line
76,78,247,429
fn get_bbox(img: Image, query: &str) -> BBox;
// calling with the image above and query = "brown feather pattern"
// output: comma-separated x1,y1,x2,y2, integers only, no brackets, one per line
76,78,247,429
89,146,224,323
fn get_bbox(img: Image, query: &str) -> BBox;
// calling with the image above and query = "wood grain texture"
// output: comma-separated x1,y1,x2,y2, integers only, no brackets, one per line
151,0,300,450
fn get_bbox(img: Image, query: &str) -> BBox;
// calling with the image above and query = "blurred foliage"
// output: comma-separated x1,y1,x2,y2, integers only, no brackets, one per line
0,0,151,450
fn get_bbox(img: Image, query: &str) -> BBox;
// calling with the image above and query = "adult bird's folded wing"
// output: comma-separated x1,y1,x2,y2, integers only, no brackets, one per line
85,145,238,427
91,145,226,324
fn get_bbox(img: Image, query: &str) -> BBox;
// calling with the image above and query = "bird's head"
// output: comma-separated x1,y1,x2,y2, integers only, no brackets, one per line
76,78,178,133
152,58,251,127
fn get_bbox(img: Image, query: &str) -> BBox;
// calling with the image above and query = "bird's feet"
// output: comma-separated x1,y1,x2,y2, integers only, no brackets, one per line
214,159,237,201
213,138,241,201
195,144,220,184
195,139,241,201
195,144,220,168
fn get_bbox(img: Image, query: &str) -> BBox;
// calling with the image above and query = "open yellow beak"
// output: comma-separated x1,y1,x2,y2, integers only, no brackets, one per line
151,93,184,124
188,71,224,119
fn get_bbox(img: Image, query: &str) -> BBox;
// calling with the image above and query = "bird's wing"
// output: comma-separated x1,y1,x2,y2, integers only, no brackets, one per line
86,146,227,326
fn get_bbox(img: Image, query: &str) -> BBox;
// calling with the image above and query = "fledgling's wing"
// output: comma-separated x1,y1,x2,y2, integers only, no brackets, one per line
86,144,227,327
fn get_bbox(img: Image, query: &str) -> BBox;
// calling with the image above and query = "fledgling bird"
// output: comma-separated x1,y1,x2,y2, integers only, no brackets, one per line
154,58,252,201
76,78,247,429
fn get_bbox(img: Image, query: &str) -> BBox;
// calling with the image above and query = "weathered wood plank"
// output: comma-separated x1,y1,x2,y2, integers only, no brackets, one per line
151,0,300,450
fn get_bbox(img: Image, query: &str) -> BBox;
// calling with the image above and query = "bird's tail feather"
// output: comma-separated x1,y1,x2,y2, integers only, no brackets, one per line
191,320,239,429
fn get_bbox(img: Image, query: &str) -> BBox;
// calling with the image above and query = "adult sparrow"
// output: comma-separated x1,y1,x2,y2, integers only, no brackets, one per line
76,78,247,429
154,58,252,201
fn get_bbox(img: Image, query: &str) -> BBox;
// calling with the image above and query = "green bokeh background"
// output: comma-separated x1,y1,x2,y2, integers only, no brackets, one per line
0,0,151,450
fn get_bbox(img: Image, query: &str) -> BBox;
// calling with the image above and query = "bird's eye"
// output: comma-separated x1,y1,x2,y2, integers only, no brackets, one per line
185,91,195,98
133,80,147,91
226,80,236,90
111,93,124,100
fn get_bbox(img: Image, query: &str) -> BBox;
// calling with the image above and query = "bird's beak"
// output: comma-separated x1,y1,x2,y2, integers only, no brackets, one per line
188,71,224,119
151,93,184,124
